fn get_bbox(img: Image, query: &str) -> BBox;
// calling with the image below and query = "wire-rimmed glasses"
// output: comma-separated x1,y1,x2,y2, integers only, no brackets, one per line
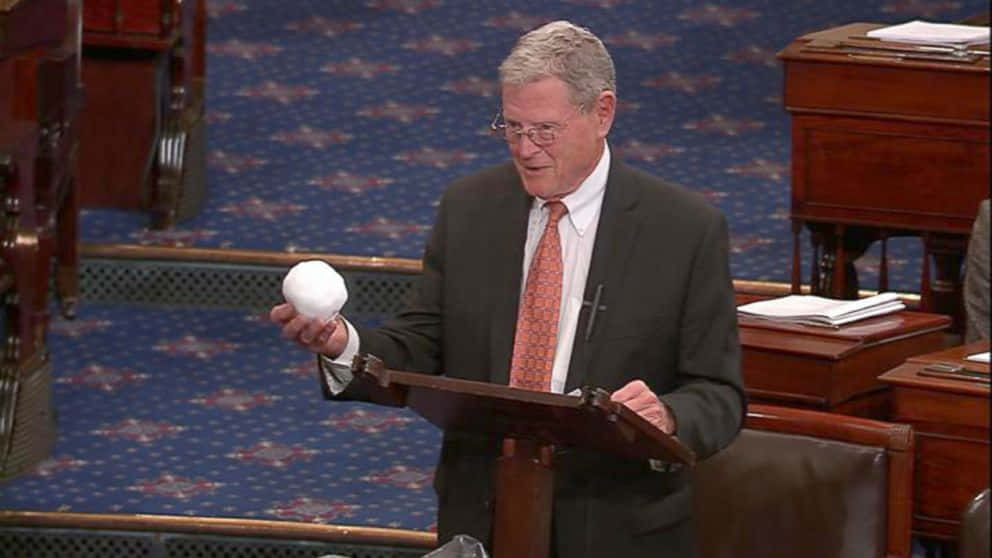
489,105,584,147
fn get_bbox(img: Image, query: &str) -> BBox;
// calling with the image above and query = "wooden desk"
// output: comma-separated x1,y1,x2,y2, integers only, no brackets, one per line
879,341,990,542
739,311,951,418
0,0,82,351
78,0,206,228
0,0,82,478
779,23,989,330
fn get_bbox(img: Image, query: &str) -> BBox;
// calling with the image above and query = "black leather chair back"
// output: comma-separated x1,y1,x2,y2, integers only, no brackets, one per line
959,488,990,558
693,405,913,558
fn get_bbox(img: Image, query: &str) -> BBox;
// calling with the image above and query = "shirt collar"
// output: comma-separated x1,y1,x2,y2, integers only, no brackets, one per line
534,142,610,237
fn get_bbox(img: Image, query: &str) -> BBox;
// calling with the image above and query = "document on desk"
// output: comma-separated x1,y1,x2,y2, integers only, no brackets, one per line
866,20,991,47
965,352,991,364
737,293,905,327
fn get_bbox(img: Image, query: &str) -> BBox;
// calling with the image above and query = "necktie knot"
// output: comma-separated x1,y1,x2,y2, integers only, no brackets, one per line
545,201,568,225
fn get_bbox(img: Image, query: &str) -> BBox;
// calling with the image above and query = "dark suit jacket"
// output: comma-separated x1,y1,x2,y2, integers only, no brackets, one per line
964,199,989,343
325,158,745,557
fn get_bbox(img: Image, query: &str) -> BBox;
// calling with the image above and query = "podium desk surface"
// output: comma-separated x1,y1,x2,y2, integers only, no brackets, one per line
880,340,990,397
780,22,990,74
906,340,991,366
353,358,695,466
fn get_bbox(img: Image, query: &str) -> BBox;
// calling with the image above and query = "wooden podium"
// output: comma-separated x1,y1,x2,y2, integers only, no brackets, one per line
779,23,989,330
351,353,694,558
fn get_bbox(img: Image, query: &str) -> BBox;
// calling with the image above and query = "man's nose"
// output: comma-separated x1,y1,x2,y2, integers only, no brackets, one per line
516,133,543,157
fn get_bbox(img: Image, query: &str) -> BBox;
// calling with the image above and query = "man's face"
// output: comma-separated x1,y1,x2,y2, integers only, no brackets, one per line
500,77,614,200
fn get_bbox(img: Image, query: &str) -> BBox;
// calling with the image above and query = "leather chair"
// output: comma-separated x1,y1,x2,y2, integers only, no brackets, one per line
693,404,914,558
958,489,990,558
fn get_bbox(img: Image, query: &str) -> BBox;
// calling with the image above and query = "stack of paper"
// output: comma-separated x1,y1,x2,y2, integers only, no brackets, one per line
737,293,905,328
965,352,990,364
866,20,990,47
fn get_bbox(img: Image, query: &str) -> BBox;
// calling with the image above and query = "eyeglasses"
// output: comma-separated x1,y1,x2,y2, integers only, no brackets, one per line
489,105,584,147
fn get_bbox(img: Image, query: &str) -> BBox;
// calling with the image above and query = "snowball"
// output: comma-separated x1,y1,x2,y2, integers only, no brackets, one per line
281,260,348,322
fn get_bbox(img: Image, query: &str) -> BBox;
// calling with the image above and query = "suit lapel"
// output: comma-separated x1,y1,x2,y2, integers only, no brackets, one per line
564,161,642,393
488,177,532,387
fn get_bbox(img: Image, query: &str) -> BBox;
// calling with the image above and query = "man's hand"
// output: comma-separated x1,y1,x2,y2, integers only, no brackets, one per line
270,303,348,357
611,379,676,435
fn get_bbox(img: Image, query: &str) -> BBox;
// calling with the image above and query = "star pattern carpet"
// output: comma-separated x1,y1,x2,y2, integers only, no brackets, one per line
79,0,987,292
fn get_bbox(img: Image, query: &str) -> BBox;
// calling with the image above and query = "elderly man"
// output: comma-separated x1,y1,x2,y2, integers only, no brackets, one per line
273,20,744,557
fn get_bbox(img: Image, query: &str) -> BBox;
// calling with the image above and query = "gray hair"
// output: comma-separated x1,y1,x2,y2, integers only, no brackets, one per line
498,20,616,109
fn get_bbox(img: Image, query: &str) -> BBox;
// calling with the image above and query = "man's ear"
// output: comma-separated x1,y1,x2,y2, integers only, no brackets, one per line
595,91,616,138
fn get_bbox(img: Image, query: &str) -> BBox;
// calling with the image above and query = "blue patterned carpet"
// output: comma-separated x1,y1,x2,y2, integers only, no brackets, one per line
79,0,986,292
2,0,986,546
1,304,442,530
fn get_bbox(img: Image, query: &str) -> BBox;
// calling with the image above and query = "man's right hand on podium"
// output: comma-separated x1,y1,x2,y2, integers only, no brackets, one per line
270,303,349,357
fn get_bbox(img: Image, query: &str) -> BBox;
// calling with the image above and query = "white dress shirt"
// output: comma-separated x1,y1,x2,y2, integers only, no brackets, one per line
521,143,609,392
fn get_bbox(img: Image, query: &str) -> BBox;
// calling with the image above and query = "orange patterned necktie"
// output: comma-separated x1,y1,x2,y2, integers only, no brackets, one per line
509,201,568,391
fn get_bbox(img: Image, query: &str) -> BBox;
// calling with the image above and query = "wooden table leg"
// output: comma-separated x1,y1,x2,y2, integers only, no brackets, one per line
833,224,847,299
922,233,967,332
810,225,824,294
879,231,889,293
55,174,79,318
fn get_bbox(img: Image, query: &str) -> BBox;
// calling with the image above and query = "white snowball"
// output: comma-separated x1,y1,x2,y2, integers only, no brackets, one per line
281,260,348,322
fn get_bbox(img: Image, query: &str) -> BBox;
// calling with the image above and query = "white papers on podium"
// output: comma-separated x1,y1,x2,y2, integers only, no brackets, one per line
737,293,905,328
866,20,991,47
965,352,990,364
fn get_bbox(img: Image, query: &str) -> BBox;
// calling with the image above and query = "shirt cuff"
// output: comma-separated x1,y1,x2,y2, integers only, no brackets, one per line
317,317,360,395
